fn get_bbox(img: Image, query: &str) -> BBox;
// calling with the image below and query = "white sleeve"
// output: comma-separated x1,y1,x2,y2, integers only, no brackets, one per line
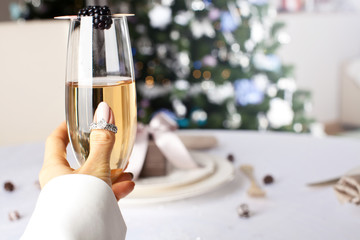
21,174,126,240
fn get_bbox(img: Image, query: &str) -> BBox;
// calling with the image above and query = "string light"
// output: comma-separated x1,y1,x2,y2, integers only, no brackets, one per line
203,71,211,79
145,76,154,88
221,69,231,79
162,79,171,85
147,68,154,75
135,61,143,70
214,22,221,30
216,40,225,48
193,70,202,79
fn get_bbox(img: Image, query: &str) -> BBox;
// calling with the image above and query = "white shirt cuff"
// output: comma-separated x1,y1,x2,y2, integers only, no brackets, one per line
21,174,126,240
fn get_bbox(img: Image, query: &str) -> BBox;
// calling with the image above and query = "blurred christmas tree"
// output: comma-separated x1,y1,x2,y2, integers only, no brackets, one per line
121,0,315,132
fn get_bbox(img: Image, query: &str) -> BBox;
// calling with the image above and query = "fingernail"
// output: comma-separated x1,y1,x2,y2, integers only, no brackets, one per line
128,172,134,180
96,102,110,123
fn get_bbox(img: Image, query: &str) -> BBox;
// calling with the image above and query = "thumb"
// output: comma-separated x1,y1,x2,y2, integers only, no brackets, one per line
85,102,116,169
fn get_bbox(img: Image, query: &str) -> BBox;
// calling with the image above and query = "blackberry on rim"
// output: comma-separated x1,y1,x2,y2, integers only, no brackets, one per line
77,6,113,30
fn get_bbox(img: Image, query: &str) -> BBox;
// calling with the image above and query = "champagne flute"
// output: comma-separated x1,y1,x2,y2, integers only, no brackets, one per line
65,14,137,171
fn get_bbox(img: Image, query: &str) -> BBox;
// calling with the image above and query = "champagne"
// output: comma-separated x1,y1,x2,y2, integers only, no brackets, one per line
66,78,137,170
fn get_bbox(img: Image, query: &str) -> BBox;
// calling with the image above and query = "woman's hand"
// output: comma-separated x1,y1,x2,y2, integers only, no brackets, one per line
39,103,134,200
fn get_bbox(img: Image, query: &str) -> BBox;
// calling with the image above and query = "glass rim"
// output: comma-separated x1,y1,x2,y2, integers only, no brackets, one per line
54,14,134,20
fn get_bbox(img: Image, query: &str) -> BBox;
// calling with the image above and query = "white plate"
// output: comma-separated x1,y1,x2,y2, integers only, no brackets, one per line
134,152,216,191
120,152,235,205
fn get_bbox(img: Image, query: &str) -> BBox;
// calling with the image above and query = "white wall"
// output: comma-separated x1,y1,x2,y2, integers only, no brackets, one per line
0,20,68,145
277,13,360,123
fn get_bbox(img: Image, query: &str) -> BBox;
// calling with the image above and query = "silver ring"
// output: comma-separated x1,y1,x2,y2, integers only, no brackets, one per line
89,119,118,134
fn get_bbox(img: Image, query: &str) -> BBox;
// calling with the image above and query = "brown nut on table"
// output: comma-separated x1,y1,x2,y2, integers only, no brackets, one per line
263,175,274,184
4,181,15,192
227,154,235,162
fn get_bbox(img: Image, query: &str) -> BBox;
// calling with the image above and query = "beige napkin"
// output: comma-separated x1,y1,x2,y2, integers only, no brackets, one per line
334,175,360,205
178,135,218,150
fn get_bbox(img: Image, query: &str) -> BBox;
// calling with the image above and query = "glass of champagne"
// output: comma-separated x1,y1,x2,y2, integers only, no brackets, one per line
65,14,137,171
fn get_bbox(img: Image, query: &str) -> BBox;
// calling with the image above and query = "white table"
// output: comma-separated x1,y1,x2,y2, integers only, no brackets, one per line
1,130,360,240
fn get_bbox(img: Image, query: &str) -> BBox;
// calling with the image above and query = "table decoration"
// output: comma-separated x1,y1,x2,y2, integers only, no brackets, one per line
334,175,360,205
136,134,218,178
240,164,266,198
123,113,227,204
4,181,15,192
334,167,360,205
127,112,217,179
121,152,234,205
134,152,215,192
237,203,251,218
8,211,21,221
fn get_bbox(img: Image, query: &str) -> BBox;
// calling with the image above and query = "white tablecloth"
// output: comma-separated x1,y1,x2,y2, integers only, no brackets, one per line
1,130,360,240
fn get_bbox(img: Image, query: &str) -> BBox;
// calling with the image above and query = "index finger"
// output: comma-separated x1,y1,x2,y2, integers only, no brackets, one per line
44,121,70,167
